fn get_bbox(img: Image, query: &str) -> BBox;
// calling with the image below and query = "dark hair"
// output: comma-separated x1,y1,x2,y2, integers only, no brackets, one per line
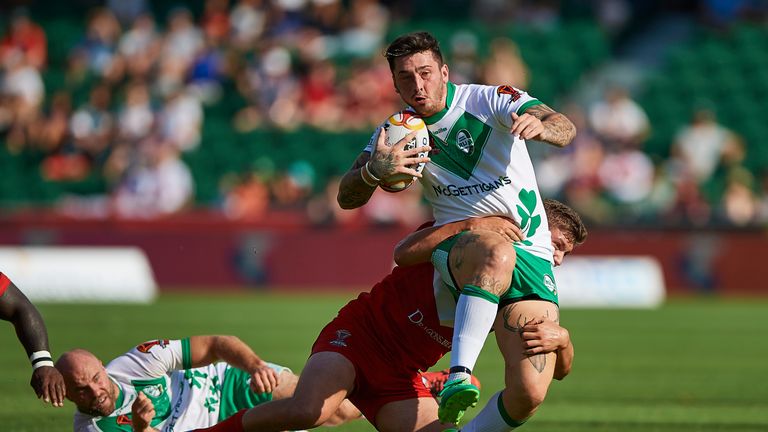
543,199,588,245
384,31,444,71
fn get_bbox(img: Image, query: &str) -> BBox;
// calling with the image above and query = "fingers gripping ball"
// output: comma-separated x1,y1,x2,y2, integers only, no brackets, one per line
379,110,430,192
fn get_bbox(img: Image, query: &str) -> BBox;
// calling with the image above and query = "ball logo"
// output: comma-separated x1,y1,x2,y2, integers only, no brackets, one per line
330,329,352,347
456,129,474,154
388,110,426,131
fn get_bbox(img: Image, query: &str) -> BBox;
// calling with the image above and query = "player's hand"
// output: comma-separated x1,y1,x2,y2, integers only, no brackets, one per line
466,216,525,243
510,112,544,140
521,318,570,355
249,364,279,395
31,366,65,407
131,392,156,432
369,127,431,179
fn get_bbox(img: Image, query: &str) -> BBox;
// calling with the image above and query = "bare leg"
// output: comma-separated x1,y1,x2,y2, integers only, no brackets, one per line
241,352,355,432
376,397,453,432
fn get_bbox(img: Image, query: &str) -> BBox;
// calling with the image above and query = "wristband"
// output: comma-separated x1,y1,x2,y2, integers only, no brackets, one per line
30,350,54,370
361,162,380,187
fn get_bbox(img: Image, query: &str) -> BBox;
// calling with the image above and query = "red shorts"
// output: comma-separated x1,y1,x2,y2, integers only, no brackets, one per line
311,263,453,422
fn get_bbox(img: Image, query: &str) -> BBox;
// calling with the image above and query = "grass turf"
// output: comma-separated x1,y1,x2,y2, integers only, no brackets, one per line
0,294,766,431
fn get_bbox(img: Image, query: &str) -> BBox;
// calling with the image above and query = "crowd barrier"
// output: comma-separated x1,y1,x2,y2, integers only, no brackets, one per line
0,212,764,297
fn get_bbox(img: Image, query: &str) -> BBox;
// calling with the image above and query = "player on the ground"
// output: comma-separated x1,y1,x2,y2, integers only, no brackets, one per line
187,199,586,432
0,272,66,407
56,335,362,432
337,31,577,424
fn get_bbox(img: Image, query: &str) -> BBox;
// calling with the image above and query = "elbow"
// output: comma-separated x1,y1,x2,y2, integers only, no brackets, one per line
553,364,571,381
392,244,411,267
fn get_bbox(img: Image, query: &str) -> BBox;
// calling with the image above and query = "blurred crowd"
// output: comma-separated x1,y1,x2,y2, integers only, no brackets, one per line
0,0,767,228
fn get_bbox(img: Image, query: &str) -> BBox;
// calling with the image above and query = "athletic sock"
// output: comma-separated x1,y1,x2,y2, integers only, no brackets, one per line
448,285,500,383
460,391,527,432
191,409,246,432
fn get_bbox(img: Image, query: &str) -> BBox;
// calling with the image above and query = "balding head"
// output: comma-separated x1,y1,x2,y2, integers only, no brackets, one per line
56,349,118,416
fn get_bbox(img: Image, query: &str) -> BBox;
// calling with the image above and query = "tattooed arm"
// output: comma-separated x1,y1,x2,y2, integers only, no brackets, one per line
520,317,574,380
337,151,376,209
511,103,577,148
337,129,431,210
394,216,523,266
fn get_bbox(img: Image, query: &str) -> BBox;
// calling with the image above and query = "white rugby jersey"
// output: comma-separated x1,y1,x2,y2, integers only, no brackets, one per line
367,82,553,262
73,339,226,432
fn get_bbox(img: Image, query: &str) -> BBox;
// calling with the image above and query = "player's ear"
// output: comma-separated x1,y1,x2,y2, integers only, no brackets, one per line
441,63,449,81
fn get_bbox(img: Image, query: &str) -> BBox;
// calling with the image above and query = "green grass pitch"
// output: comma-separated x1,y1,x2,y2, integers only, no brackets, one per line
1,293,767,431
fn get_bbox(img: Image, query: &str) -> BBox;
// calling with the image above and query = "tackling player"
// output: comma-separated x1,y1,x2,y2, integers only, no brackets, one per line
56,335,361,431
337,31,577,425
0,272,66,407
188,199,586,432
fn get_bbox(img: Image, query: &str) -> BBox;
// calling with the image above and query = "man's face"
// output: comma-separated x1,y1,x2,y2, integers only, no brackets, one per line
550,225,575,267
63,359,118,416
391,51,449,117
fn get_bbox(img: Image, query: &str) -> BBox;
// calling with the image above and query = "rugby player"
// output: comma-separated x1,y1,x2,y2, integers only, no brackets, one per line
56,336,361,431
189,199,586,432
0,272,65,407
337,31,577,425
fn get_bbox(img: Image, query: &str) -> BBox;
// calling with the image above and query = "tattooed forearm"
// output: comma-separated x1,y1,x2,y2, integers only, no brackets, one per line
337,175,374,209
526,104,576,147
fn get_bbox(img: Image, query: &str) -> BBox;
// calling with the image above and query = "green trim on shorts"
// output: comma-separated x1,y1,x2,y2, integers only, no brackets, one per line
461,285,500,304
218,365,275,421
432,232,558,305
500,246,558,305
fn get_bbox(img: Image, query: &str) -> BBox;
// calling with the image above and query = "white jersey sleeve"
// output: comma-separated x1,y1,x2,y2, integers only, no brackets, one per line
468,85,543,131
362,124,384,154
106,338,191,379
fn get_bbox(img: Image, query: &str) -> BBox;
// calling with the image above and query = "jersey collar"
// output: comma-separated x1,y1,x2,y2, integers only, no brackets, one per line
422,81,456,125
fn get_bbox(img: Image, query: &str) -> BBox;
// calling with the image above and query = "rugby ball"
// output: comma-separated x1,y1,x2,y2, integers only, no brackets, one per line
378,110,430,193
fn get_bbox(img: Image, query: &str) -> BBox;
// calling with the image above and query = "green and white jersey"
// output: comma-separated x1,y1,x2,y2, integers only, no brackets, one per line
72,339,274,432
367,82,553,261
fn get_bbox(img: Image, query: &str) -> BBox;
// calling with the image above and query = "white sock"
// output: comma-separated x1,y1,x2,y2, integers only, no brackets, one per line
448,285,499,382
460,391,526,432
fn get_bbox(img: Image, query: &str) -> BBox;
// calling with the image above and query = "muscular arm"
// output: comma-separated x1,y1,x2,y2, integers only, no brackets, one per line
0,278,65,406
394,216,523,266
337,151,376,209
0,283,51,356
189,335,278,393
526,103,577,148
520,318,574,380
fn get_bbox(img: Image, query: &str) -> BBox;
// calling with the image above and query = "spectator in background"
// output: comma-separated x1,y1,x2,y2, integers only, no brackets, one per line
69,82,114,165
112,138,194,218
74,8,123,83
118,13,161,80
481,37,529,89
447,31,481,84
229,0,268,52
0,8,47,70
116,80,154,142
589,85,649,149
671,107,741,185
719,167,759,226
0,48,44,152
158,86,203,151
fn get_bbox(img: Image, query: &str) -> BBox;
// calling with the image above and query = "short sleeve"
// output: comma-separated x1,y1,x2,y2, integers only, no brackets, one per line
107,339,188,379
488,85,543,129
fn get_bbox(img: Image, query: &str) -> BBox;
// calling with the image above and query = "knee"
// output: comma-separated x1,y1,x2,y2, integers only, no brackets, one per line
285,399,333,428
477,236,517,274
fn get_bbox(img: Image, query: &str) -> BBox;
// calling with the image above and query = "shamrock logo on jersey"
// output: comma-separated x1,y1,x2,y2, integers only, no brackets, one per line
516,189,541,245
